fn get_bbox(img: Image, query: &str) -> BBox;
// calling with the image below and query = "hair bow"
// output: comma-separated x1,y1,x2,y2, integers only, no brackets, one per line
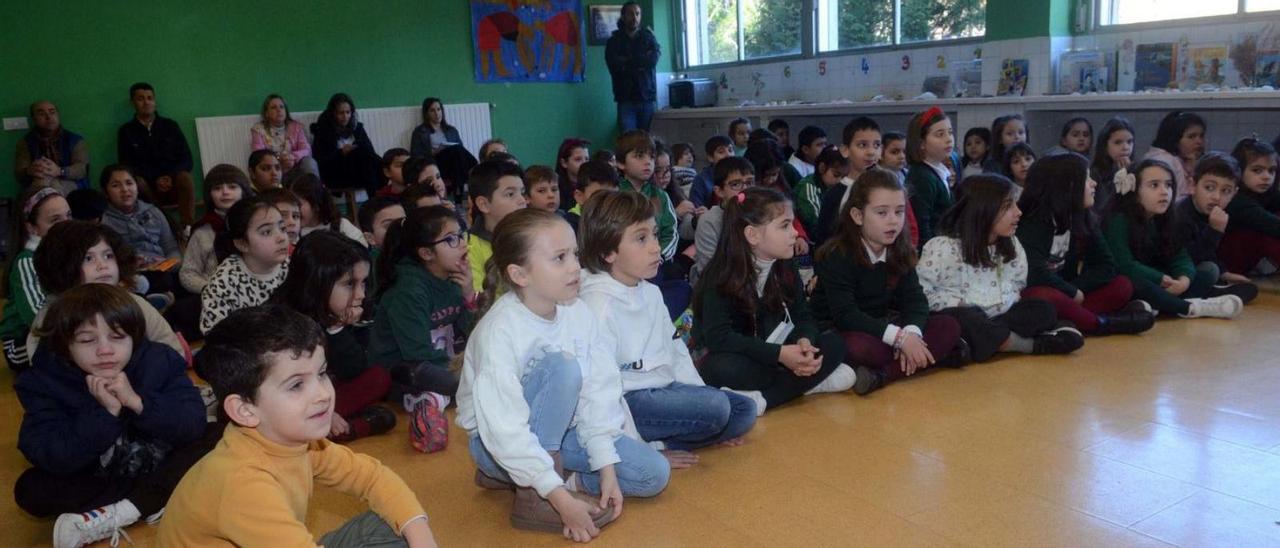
736,192,746,204
1113,169,1137,196
919,106,945,129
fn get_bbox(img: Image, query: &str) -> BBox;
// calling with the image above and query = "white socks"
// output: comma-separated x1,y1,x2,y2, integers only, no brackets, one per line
722,387,768,417
805,363,857,395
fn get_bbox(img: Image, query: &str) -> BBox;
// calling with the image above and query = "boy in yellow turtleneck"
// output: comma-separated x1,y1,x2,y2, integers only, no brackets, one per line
158,304,436,547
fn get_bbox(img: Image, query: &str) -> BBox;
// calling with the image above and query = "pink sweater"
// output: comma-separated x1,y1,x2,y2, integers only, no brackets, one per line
250,120,312,161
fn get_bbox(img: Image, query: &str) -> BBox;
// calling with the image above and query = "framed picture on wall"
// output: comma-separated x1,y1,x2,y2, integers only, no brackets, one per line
588,5,621,46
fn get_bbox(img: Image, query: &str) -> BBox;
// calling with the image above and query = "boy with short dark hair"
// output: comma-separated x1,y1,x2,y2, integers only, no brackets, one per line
523,165,561,212
816,117,882,243
728,117,751,156
690,135,734,208
159,304,436,547
565,159,621,233
615,130,678,261
467,160,528,293
579,190,757,454
785,125,828,186
378,148,411,197
1176,152,1259,303
692,157,755,284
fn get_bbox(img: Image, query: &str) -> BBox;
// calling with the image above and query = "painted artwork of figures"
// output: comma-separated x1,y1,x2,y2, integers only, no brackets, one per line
472,0,585,83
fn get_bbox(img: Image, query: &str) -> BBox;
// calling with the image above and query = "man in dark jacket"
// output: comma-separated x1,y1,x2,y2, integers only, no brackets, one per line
605,2,661,132
14,100,89,193
117,82,196,228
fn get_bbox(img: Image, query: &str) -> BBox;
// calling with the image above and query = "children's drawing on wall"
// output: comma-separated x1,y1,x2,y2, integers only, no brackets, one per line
471,0,585,83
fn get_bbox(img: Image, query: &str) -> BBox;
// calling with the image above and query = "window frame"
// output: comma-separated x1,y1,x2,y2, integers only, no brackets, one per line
675,0,987,70
1092,0,1278,33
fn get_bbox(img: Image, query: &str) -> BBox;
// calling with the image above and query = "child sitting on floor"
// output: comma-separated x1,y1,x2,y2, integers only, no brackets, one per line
273,230,396,444
16,284,208,548
160,304,436,546
579,190,757,464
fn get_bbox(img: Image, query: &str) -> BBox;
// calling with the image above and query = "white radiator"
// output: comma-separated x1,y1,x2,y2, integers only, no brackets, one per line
195,102,492,176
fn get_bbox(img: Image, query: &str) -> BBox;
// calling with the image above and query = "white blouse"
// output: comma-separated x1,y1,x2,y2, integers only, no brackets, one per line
917,235,1028,317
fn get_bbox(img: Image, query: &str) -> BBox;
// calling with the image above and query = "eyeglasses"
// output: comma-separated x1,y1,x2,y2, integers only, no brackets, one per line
654,167,672,175
429,230,468,248
725,177,755,191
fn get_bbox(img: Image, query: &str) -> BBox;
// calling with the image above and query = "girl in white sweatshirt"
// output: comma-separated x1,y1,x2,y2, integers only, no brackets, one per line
455,209,668,542
578,190,756,461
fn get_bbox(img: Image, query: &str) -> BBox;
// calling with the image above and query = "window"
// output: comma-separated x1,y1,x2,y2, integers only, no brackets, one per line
683,0,985,67
684,0,803,66
1098,0,1278,26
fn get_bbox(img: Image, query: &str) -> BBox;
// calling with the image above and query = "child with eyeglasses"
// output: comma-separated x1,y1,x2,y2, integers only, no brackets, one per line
368,205,475,452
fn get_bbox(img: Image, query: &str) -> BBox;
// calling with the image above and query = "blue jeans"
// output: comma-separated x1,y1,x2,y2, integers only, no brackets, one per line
624,382,757,451
468,352,669,497
617,101,655,132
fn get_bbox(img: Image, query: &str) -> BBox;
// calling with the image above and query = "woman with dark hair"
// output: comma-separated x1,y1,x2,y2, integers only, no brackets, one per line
1142,110,1206,197
310,93,381,194
410,97,464,158
249,94,318,177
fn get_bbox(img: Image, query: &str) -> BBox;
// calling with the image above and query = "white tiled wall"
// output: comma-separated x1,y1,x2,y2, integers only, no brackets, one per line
662,13,1280,109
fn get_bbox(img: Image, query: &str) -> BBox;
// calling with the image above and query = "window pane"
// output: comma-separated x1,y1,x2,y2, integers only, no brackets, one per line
818,0,894,52
1249,0,1280,11
900,0,986,43
743,0,802,59
1103,0,1234,25
685,0,740,66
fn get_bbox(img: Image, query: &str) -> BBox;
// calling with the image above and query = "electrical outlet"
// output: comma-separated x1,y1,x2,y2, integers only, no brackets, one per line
3,117,29,131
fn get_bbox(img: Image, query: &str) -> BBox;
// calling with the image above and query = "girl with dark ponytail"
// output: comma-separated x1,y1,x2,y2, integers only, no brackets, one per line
366,205,473,452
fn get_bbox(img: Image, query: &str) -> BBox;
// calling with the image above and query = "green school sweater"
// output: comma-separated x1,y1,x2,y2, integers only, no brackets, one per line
1016,216,1118,296
793,174,824,234
905,162,953,246
692,262,818,365
811,245,929,336
1102,215,1195,287
0,248,44,341
619,178,678,260
368,258,473,367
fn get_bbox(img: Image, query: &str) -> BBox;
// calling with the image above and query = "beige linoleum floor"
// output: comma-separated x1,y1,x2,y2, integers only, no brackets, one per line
5,295,1280,547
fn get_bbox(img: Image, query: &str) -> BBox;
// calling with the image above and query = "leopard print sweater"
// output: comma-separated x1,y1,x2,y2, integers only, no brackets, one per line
199,255,289,334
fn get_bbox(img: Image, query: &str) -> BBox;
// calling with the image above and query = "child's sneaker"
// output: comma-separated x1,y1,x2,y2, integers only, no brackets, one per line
409,392,449,453
1209,282,1259,305
331,405,397,443
144,291,174,313
1182,295,1244,319
1032,322,1085,355
53,500,140,548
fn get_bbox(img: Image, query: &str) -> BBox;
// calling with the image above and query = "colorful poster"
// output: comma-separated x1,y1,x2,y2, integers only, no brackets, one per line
1134,43,1177,91
1185,44,1228,88
1057,50,1112,93
471,0,585,83
997,59,1029,96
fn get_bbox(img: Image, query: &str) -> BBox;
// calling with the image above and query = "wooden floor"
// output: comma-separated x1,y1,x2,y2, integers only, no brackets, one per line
5,296,1280,547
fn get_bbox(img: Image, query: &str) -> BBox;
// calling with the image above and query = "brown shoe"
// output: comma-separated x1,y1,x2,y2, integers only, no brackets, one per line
475,469,515,491
509,486,616,533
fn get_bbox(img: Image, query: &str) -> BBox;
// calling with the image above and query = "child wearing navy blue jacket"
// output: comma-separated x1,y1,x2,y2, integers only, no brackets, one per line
14,283,210,548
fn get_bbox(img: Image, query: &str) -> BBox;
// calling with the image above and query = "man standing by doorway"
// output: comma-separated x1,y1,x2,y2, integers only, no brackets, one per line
605,2,661,132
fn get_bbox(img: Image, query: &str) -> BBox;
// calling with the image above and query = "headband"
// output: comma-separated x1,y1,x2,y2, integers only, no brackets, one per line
918,106,946,132
23,187,62,218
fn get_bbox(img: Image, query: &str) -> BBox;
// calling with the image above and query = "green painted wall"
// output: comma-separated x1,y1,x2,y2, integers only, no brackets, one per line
985,0,1068,40
0,0,669,198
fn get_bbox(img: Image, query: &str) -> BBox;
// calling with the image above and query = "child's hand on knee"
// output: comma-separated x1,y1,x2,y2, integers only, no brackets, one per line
598,465,624,520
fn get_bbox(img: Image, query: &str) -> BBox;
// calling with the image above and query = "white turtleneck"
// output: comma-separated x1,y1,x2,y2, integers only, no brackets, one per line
754,256,776,296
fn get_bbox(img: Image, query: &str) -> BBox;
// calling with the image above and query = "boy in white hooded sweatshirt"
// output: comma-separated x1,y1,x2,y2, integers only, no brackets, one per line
579,190,757,459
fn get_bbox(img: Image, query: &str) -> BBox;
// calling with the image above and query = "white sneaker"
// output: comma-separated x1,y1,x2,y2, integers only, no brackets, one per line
721,387,767,417
804,363,857,395
1182,295,1243,319
53,500,139,548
